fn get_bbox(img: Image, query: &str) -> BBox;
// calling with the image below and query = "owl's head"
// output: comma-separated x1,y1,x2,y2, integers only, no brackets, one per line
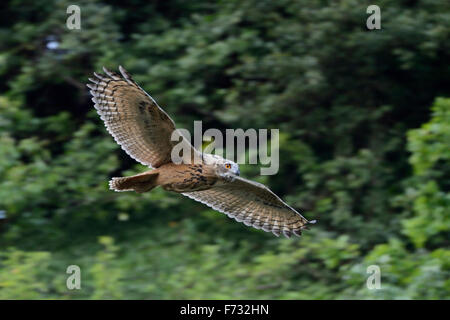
203,154,240,176
222,160,240,176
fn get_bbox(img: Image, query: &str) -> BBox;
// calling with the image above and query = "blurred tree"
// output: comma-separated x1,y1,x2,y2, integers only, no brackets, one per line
0,0,448,299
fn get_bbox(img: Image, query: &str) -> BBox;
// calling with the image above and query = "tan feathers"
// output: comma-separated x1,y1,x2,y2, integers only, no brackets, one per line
88,66,197,168
88,67,316,238
183,176,315,237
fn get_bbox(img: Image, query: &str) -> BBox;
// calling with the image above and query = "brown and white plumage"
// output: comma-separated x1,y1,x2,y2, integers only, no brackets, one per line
88,66,316,238
183,176,311,237
87,66,198,168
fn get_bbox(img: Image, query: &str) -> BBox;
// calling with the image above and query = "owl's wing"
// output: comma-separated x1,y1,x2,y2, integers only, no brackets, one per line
182,176,316,238
87,66,199,168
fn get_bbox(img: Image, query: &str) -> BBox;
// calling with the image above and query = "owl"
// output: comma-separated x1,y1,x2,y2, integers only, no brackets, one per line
87,66,316,238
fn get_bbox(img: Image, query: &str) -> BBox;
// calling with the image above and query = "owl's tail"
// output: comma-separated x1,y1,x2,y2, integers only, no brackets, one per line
109,170,159,193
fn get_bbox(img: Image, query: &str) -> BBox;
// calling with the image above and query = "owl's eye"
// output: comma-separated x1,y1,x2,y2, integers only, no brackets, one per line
225,163,231,169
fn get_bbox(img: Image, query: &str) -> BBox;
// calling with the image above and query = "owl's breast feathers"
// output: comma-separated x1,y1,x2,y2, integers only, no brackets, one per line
157,163,218,192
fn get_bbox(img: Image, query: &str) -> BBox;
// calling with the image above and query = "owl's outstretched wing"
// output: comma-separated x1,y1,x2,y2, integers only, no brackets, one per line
87,66,199,168
182,176,316,237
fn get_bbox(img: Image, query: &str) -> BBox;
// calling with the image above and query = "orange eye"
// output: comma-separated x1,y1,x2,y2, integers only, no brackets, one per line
225,164,231,169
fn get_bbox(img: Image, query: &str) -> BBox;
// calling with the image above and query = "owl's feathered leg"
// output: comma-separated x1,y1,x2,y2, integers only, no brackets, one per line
109,170,159,193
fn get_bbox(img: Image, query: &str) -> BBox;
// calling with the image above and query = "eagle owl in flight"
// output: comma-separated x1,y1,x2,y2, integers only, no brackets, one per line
87,66,316,238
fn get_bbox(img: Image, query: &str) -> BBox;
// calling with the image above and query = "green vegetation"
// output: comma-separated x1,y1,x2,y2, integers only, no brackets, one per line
0,0,449,299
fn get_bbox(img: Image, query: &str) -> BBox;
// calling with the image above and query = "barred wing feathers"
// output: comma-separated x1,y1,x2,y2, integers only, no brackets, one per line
183,176,316,238
87,66,198,168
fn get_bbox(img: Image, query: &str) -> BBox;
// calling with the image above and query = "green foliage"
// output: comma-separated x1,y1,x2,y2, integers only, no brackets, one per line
89,237,124,299
0,0,449,299
0,249,52,299
403,98,450,248
343,240,450,299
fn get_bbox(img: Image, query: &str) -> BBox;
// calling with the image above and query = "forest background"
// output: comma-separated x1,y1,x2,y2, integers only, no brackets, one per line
0,0,448,299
